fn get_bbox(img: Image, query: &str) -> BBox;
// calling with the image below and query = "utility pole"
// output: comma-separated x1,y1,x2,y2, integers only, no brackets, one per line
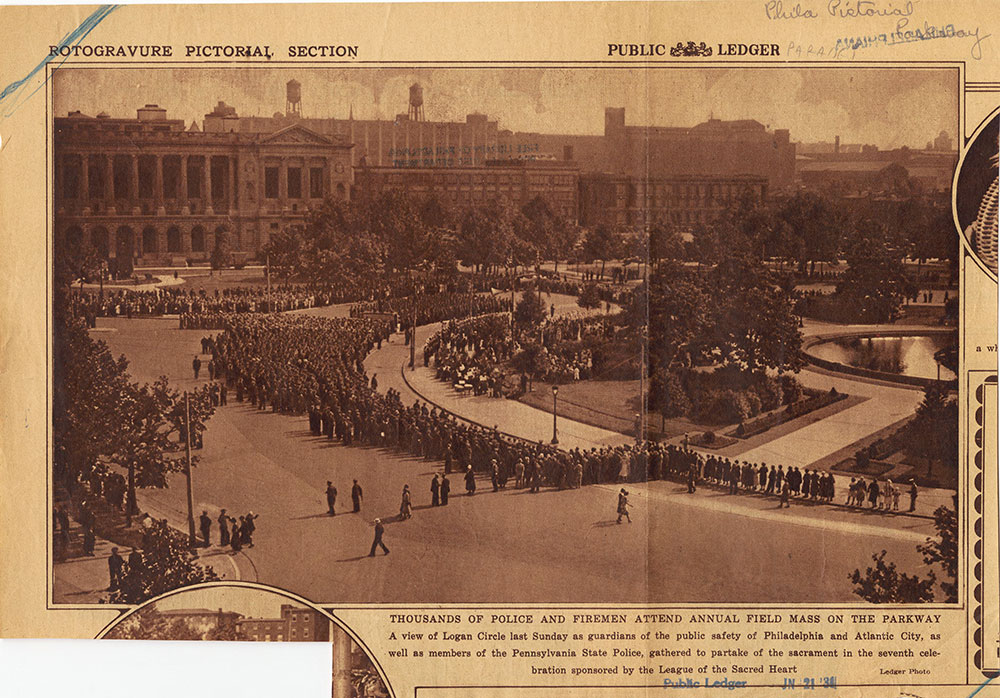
183,391,197,549
265,253,271,312
409,272,417,370
509,255,515,330
551,385,559,445
637,256,647,444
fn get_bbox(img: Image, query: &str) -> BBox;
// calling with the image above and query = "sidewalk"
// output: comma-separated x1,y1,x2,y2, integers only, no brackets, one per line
79,273,187,292
53,502,244,605
53,519,121,604
365,315,956,523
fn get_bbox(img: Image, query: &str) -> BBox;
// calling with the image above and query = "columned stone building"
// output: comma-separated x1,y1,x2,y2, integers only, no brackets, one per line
54,104,353,265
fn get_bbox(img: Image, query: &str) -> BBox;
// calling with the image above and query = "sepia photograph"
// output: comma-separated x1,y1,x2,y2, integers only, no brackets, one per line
51,66,960,605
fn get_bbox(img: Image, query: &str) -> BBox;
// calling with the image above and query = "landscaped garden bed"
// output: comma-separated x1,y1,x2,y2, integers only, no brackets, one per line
730,387,848,439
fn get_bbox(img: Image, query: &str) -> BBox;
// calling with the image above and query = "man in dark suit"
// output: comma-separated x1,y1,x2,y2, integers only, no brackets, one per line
441,474,451,505
352,480,363,513
430,474,440,507
465,465,477,496
218,509,230,546
199,511,212,546
107,547,124,591
326,481,338,515
127,548,144,576
369,518,389,557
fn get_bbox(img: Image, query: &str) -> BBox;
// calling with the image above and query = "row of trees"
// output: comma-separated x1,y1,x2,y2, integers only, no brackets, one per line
263,191,586,285
659,188,954,273
54,288,217,601
54,292,216,516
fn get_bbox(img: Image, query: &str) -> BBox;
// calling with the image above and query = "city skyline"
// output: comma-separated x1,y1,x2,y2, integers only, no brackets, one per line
53,67,957,150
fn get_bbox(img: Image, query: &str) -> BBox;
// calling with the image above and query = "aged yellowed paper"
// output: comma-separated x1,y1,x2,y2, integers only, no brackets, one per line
0,1,997,696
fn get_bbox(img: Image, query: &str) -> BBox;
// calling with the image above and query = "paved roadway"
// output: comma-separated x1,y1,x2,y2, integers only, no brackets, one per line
72,313,937,604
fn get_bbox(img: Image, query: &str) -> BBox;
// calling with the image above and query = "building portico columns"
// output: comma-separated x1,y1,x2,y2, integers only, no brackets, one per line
154,154,165,215
130,155,141,215
227,155,236,214
80,154,90,213
104,154,116,214
279,157,289,211
204,155,214,215
179,154,190,214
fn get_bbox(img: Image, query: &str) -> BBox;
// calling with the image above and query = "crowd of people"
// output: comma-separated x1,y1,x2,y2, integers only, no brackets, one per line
194,308,925,521
349,292,511,332
424,313,516,396
423,311,627,394
68,285,350,324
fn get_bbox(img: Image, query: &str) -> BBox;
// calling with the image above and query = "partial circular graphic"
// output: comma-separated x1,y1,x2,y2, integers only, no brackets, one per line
955,107,999,279
97,582,391,698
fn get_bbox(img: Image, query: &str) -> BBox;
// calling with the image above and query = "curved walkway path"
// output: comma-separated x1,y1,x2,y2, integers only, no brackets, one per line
356,308,955,515
350,292,632,451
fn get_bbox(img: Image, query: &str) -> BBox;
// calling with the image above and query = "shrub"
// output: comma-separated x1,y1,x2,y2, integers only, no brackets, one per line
703,430,716,444
855,449,871,470
779,375,804,405
745,392,762,418
753,378,783,412
652,370,692,418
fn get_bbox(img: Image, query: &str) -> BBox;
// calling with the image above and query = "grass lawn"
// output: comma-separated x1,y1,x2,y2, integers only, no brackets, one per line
516,377,736,441
518,378,642,437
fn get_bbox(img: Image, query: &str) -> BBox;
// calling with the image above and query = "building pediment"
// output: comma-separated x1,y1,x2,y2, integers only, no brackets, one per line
261,124,334,146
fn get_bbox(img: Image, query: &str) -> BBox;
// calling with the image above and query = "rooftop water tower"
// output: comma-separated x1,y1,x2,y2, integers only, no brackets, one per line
408,82,424,121
286,79,302,118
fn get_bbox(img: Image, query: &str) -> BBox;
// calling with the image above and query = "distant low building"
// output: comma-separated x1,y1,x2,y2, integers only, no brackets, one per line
237,603,331,642
579,173,768,228
354,158,580,222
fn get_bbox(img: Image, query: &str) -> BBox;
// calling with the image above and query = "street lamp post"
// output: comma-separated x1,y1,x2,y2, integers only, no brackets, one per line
551,385,559,445
183,391,197,549
410,288,417,372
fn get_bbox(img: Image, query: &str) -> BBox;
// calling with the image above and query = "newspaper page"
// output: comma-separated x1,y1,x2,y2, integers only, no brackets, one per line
0,1,997,697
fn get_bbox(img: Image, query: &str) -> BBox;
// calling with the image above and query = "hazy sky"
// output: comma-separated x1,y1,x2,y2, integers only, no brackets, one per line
53,67,958,149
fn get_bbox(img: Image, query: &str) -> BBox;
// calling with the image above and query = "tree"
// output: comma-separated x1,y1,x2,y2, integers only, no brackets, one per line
649,221,684,263
577,283,602,310
522,196,557,263
514,289,546,327
851,504,958,603
55,229,102,289
835,225,915,323
917,505,958,603
367,190,432,274
418,194,455,231
849,550,937,603
458,199,524,273
210,229,232,271
906,385,959,477
109,523,218,604
105,610,205,640
511,342,544,392
262,227,304,282
775,191,843,273
206,614,250,641
709,257,804,375
649,367,691,428
114,377,180,521
689,223,723,272
582,224,621,279
648,263,711,371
